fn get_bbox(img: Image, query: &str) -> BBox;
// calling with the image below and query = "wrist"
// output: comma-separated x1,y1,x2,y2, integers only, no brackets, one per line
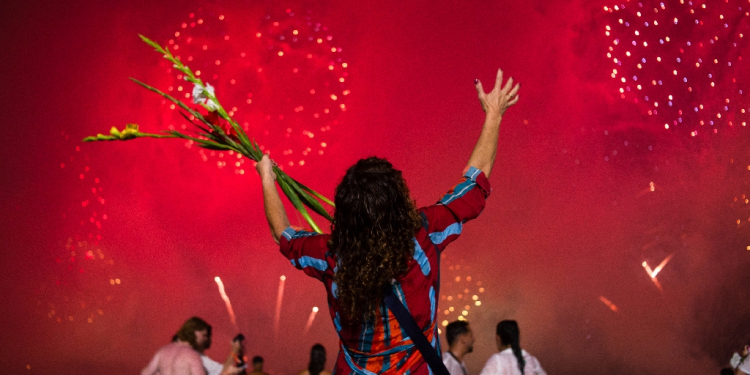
261,172,276,184
484,112,502,125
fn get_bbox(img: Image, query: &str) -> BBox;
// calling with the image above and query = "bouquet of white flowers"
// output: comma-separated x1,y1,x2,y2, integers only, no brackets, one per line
84,35,333,233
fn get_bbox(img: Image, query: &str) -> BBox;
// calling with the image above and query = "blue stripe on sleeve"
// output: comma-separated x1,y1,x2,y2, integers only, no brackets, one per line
297,256,328,271
428,222,463,244
464,166,481,181
282,227,319,241
412,238,431,276
281,227,296,241
440,179,476,205
439,166,483,205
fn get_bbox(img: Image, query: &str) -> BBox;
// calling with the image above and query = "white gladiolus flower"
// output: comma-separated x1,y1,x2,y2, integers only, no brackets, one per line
192,83,219,111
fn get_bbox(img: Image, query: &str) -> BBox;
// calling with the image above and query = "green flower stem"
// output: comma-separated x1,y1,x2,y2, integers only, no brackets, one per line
82,132,177,142
276,173,323,234
84,34,335,233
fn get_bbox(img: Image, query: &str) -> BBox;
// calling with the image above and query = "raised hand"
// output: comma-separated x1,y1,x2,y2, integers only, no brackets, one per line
475,69,520,119
255,154,277,181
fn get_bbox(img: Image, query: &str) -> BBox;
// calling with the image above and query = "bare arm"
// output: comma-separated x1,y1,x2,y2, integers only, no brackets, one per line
219,339,243,375
141,350,161,375
466,69,520,178
256,155,291,244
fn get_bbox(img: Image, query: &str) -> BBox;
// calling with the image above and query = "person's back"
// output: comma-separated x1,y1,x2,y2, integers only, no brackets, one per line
257,68,520,375
479,321,546,375
481,349,545,375
141,342,206,375
277,160,490,374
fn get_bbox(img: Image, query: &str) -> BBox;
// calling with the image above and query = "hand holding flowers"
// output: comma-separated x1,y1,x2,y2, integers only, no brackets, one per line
83,35,333,232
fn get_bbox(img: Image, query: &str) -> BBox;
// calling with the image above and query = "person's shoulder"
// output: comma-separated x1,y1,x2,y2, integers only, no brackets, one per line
489,350,516,364
156,342,181,355
297,370,309,375
522,349,539,360
496,349,514,357
176,344,201,358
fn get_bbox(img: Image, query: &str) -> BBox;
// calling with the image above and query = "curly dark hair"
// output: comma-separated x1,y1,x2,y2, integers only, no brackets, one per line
329,157,422,322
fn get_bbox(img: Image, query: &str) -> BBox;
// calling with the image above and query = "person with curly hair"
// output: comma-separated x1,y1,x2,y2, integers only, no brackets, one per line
257,69,519,375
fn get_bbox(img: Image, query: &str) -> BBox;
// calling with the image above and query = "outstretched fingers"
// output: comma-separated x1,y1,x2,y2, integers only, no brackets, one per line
507,94,520,107
494,69,504,92
502,76,514,95
475,79,486,96
475,80,488,109
508,82,520,98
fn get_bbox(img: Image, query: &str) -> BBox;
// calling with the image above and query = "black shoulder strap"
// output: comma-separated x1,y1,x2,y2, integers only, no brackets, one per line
383,287,450,375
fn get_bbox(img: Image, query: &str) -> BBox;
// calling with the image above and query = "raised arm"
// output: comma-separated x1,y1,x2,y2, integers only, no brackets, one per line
466,69,520,178
256,155,291,244
219,338,243,375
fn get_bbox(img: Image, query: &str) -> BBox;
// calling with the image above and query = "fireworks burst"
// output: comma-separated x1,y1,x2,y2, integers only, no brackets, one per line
164,6,349,172
439,259,485,331
42,133,118,325
603,0,750,136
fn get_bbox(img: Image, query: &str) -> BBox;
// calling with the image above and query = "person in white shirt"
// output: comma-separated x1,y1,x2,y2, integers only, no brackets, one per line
196,331,244,375
478,320,546,375
731,344,750,375
443,320,474,375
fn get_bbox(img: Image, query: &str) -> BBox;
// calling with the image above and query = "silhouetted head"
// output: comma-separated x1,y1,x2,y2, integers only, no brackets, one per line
496,320,525,374
308,343,326,375
446,320,474,353
252,356,264,371
176,317,212,351
329,157,421,321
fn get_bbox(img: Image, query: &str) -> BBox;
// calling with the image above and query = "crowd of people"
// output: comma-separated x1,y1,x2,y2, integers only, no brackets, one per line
141,317,333,375
142,315,748,375
141,316,545,375
443,320,545,375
